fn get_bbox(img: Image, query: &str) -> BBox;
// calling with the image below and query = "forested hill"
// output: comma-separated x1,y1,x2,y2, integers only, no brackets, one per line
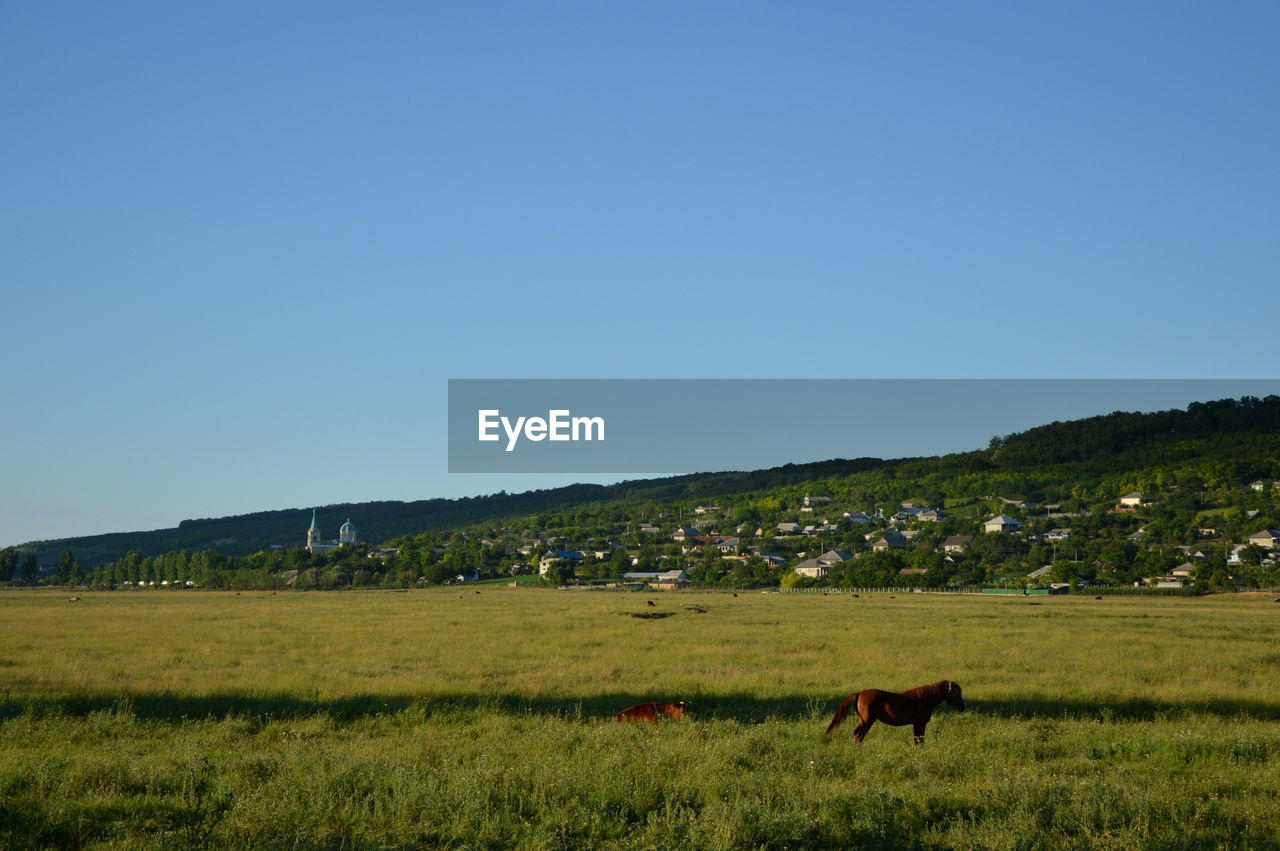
18,395,1280,566
986,395,1280,467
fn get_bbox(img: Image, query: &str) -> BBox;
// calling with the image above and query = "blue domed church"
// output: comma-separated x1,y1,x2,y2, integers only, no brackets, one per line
306,510,357,554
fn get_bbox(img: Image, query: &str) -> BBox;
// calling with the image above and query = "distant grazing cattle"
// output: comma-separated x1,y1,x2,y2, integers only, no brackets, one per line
68,596,81,602
646,600,656,607
615,701,688,723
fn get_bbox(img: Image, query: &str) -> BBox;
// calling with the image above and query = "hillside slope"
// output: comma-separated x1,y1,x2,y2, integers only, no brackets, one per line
17,395,1280,566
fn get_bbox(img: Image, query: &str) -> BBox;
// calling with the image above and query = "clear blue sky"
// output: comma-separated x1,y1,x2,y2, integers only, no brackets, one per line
3,2,1277,548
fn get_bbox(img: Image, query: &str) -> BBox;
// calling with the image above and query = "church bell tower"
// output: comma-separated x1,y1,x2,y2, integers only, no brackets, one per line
307,509,321,553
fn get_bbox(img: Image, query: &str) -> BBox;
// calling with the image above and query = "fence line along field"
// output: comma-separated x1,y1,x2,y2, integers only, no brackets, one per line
3,588,1279,848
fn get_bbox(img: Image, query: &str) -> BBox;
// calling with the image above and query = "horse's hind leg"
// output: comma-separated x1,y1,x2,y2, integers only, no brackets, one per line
853,719,873,744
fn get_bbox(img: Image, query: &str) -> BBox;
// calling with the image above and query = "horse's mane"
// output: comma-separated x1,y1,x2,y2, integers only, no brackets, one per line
902,681,950,701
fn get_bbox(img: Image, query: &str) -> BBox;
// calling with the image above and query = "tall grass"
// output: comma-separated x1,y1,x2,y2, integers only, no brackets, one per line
2,588,1279,848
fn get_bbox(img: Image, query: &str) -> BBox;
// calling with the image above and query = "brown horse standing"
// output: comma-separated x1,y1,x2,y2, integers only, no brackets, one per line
825,681,965,745
615,700,688,723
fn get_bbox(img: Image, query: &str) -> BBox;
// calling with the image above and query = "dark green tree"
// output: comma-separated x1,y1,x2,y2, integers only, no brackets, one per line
541,560,572,586
54,550,77,585
1237,544,1267,567
20,553,38,583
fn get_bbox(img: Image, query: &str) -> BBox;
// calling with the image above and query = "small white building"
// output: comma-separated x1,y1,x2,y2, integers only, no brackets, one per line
621,569,689,589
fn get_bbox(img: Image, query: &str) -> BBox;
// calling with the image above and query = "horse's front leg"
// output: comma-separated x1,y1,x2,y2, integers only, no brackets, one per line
913,721,927,746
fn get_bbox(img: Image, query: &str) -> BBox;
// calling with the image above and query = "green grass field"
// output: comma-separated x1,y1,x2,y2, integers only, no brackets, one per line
3,588,1279,849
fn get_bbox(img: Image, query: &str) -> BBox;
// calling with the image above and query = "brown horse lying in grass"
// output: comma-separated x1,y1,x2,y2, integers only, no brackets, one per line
615,701,688,723
825,681,965,745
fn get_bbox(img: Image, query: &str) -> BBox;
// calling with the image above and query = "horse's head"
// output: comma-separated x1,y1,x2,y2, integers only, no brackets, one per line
943,680,965,711
668,700,688,719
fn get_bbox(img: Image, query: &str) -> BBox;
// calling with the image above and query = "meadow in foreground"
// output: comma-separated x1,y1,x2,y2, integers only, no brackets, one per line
2,588,1279,848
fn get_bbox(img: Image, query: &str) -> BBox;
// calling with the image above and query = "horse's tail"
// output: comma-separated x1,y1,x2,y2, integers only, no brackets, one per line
825,692,858,735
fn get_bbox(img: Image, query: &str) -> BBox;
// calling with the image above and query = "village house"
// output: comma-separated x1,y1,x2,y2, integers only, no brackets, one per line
539,550,584,574
1247,529,1280,549
715,536,741,553
680,534,739,554
870,531,907,551
983,515,1022,534
651,570,690,590
793,562,828,579
942,535,973,553
792,549,852,579
1149,576,1186,588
